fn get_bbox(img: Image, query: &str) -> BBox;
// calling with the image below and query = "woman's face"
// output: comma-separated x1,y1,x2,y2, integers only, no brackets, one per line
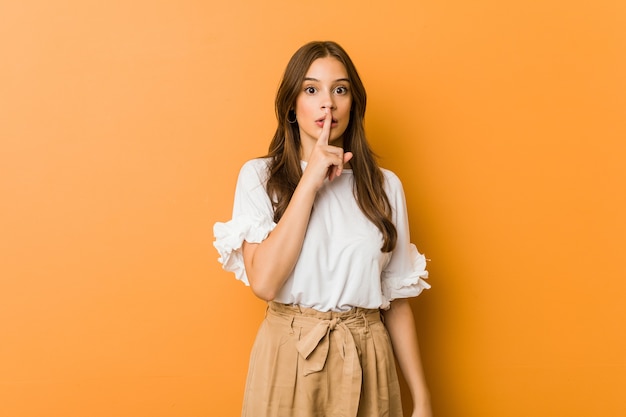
294,57,352,146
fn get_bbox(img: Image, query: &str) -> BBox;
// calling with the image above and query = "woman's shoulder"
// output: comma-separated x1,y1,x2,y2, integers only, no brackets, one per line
379,166,403,190
238,157,272,178
232,158,273,192
241,157,272,172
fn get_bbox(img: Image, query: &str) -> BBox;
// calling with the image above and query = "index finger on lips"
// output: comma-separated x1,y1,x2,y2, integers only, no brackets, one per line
317,108,332,146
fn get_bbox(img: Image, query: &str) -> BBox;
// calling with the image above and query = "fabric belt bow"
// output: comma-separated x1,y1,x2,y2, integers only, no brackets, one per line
295,316,363,417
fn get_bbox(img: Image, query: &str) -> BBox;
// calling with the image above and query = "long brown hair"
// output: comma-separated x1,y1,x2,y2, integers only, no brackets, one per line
266,41,397,252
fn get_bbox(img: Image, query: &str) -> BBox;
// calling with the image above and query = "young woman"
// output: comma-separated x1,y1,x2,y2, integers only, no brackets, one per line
214,41,432,417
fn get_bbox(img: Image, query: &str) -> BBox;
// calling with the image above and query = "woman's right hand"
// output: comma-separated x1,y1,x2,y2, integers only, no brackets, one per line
242,110,353,301
301,109,353,192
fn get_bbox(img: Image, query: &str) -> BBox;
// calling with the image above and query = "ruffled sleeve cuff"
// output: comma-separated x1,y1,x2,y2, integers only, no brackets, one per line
381,244,431,309
213,214,277,285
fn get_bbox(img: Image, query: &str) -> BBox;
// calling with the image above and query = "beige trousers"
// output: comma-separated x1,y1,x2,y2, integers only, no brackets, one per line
242,302,403,417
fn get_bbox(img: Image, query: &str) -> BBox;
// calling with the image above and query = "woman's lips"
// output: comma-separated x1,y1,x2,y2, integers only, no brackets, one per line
315,118,338,127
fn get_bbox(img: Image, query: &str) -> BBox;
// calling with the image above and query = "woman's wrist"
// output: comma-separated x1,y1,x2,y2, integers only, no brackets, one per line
412,390,431,412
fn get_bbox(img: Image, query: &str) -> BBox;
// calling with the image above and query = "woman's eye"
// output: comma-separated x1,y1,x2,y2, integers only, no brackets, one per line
335,86,348,95
304,86,317,94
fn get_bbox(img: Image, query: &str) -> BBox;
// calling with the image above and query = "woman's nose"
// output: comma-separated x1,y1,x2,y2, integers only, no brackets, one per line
320,91,336,110
321,100,336,110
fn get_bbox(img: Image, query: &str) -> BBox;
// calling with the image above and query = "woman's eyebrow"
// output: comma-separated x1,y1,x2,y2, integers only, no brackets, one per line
303,77,351,83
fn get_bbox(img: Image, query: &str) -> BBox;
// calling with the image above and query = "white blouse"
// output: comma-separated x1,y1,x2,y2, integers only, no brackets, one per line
213,158,429,312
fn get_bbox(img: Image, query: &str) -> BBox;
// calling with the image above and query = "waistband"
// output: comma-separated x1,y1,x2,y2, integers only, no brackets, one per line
268,301,381,324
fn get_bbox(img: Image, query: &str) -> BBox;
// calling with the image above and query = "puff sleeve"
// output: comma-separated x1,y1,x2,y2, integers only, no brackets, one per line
213,159,277,285
380,170,430,309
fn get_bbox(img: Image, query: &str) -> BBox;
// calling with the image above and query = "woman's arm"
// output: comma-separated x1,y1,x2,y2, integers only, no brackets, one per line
382,298,432,417
241,178,316,300
242,110,352,301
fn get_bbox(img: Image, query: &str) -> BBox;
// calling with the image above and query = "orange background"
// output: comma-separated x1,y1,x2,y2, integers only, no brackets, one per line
1,1,625,416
